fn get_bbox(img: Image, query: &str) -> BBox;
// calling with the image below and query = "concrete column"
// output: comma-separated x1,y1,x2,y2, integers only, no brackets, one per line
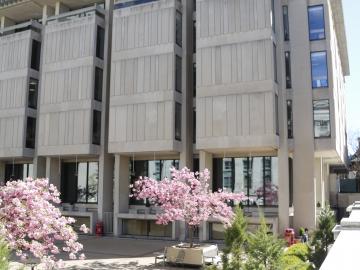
97,154,114,221
55,2,69,15
42,5,55,24
198,150,213,242
0,162,5,185
33,157,46,178
113,155,130,236
45,157,61,190
314,158,323,208
278,148,289,233
323,163,330,205
0,16,14,29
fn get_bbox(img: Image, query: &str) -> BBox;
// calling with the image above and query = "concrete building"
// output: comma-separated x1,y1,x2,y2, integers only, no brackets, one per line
0,0,349,240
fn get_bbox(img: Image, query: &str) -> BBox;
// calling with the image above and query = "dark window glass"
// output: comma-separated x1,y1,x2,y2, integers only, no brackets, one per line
28,78,38,109
273,43,277,83
285,51,292,89
193,108,196,144
271,0,275,32
175,55,182,92
213,157,279,207
287,100,293,138
94,67,103,101
26,117,36,148
313,100,331,138
31,40,41,71
308,5,325,40
175,102,181,141
283,5,290,41
92,110,101,145
311,51,328,88
193,62,196,97
275,95,279,135
4,164,32,182
114,0,157,9
96,26,105,60
176,11,182,47
61,161,99,203
193,20,196,53
289,158,293,206
122,219,172,237
209,222,225,240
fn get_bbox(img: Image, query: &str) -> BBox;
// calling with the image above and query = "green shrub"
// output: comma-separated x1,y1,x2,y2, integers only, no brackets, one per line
281,243,313,270
285,243,311,261
0,239,9,270
299,227,305,237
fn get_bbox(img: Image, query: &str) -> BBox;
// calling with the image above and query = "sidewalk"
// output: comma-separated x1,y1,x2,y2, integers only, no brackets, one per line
10,236,200,270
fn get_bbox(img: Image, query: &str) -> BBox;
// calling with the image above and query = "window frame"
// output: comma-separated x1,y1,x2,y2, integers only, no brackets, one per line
308,5,326,41
310,51,329,89
313,99,331,139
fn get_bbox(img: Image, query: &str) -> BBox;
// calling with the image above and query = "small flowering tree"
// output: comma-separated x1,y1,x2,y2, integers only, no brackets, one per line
0,178,89,269
131,167,247,247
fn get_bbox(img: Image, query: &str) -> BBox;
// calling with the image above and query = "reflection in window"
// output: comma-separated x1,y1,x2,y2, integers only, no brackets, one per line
26,117,36,149
176,11,182,47
313,100,331,138
175,102,182,141
308,5,325,40
213,157,278,207
311,51,328,88
94,67,103,102
285,51,292,89
287,100,293,138
175,56,182,92
283,6,290,41
28,78,38,109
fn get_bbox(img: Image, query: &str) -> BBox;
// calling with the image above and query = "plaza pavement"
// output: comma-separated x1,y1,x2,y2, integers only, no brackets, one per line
10,236,207,269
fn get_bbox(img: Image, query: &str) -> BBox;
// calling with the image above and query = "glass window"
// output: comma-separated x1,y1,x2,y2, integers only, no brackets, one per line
313,100,331,138
114,0,158,9
4,163,32,182
96,26,105,60
209,223,225,240
122,219,172,237
175,102,181,141
285,51,292,89
287,100,293,138
193,20,196,53
26,117,36,149
176,11,182,47
193,63,196,97
311,51,328,88
31,40,41,71
28,78,38,109
283,6,290,41
175,56,182,92
92,110,101,145
271,0,275,32
193,108,196,144
61,161,99,204
273,43,277,83
308,5,325,41
275,95,279,135
213,157,278,207
94,67,103,101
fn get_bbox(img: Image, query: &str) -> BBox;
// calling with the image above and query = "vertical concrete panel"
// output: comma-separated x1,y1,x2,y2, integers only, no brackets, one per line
213,96,227,137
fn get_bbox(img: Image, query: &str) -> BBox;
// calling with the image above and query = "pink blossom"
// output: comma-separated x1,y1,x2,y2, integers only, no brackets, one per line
79,224,90,234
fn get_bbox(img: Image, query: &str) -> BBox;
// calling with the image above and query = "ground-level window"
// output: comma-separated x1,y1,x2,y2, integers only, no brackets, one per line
61,161,99,204
213,157,278,207
122,219,172,237
4,163,33,182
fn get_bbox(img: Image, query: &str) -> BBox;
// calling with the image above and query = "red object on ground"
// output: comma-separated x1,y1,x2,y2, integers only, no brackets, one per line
284,228,295,246
95,221,104,237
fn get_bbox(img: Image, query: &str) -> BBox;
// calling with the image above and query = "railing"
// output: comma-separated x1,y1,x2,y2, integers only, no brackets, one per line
46,4,105,24
0,19,42,36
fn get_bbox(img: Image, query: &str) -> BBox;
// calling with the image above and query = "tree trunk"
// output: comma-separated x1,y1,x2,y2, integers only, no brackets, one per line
189,225,194,248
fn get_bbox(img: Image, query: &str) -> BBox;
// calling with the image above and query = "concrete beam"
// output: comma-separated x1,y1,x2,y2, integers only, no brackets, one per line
0,16,14,29
42,5,55,24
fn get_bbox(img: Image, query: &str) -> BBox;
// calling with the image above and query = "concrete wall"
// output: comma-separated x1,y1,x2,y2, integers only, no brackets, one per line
38,14,104,156
196,0,278,151
109,0,181,154
0,29,38,158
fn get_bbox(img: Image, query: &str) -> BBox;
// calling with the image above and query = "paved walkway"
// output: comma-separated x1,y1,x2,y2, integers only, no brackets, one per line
10,236,204,269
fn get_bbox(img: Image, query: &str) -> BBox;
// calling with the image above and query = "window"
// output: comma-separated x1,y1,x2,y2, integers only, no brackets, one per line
313,100,331,138
176,11,182,47
213,157,279,207
28,78,38,109
31,40,41,71
94,67,103,101
311,51,328,88
61,161,99,204
271,0,275,32
193,20,196,53
308,5,325,40
122,219,172,237
26,117,36,149
175,102,182,141
4,163,33,182
193,108,196,144
287,100,293,138
96,26,105,60
114,0,157,9
285,51,292,89
273,43,277,83
283,6,290,41
275,95,279,135
193,63,196,97
92,110,101,145
175,55,182,92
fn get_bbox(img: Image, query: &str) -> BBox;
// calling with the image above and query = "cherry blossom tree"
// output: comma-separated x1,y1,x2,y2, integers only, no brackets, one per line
131,167,247,247
0,178,89,269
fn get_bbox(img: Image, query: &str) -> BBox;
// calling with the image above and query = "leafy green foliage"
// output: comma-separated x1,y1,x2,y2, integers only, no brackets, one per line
243,217,285,270
311,205,336,268
281,243,313,270
0,238,9,270
222,206,247,270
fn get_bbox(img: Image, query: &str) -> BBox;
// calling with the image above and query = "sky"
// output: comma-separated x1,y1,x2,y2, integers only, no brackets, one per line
343,1,360,143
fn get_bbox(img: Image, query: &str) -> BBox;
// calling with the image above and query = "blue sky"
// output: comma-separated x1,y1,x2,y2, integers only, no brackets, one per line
343,1,360,138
